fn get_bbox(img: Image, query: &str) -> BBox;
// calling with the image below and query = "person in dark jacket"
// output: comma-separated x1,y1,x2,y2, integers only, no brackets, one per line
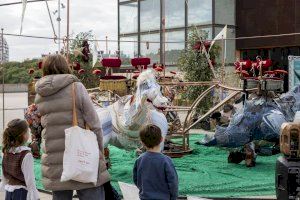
133,124,178,200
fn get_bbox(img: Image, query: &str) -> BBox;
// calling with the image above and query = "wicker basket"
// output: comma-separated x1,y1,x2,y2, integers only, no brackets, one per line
261,78,284,91
28,79,38,95
242,78,259,89
99,76,129,96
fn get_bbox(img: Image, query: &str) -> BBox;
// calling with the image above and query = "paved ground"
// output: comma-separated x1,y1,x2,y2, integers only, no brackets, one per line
0,192,277,200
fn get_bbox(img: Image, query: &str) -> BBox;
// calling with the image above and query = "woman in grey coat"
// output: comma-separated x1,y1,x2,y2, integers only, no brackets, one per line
35,54,110,200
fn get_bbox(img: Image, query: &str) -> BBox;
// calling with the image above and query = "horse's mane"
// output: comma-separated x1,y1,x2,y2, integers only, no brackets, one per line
136,69,156,87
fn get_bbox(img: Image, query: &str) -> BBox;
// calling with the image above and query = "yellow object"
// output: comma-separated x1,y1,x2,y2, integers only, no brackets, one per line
99,77,129,96
280,122,300,158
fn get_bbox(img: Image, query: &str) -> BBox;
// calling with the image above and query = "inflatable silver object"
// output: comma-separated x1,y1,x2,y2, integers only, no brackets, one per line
96,70,169,150
201,85,300,147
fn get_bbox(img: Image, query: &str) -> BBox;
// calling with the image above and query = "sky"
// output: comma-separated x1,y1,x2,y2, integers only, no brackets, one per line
0,0,118,61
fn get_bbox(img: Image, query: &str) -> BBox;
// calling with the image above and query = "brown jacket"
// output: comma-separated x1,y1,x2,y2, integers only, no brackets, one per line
35,74,110,191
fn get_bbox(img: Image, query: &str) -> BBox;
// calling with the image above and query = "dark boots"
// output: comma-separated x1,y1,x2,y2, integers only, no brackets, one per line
228,142,256,167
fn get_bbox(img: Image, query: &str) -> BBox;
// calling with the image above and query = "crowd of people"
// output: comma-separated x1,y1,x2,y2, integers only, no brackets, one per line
0,55,178,200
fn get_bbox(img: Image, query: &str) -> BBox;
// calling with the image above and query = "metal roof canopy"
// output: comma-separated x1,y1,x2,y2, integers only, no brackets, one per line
0,0,53,7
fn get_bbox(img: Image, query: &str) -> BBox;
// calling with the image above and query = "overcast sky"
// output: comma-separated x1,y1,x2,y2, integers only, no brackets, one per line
0,0,118,61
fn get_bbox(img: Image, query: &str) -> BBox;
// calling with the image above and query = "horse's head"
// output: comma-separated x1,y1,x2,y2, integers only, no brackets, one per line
136,69,169,108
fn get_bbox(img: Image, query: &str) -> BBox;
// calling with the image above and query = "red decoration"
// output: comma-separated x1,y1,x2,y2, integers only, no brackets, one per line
260,59,272,68
255,59,272,69
234,60,252,70
193,41,211,51
38,61,43,69
153,63,164,70
203,41,211,49
155,67,163,72
193,41,201,50
78,69,85,74
210,59,216,66
170,71,177,75
92,69,102,75
101,75,126,80
274,69,288,75
131,57,150,69
81,40,90,63
73,62,81,70
264,71,275,75
28,68,35,74
101,58,122,68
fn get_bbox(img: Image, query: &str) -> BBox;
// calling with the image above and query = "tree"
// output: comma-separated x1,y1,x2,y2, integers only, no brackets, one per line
0,31,102,87
0,59,41,84
178,27,220,113
69,31,104,88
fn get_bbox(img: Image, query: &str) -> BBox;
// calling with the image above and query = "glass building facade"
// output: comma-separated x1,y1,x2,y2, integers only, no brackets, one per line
118,0,236,66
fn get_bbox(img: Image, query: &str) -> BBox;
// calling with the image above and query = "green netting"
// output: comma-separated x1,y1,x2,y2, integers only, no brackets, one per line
1,134,278,198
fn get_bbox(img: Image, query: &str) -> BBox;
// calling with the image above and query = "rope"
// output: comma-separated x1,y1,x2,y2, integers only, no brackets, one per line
5,31,300,44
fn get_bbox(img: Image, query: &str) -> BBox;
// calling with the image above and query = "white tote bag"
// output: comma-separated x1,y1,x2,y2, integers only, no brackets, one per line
61,83,100,185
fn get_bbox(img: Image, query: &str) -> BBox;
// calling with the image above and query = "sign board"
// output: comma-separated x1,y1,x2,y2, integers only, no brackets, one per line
288,55,300,90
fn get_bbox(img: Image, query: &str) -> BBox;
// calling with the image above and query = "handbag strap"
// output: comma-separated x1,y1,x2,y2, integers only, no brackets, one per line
72,83,78,126
72,83,90,130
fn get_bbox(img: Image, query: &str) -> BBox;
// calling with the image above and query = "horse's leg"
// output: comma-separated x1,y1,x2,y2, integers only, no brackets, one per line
95,106,113,167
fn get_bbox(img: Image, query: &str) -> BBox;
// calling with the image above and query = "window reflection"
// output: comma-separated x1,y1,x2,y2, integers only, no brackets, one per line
165,0,185,29
140,0,160,31
120,36,138,65
215,0,235,25
165,30,185,65
141,33,160,63
120,2,138,34
188,0,212,25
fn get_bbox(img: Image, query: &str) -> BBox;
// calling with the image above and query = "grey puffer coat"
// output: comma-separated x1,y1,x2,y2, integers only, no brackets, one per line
35,74,110,191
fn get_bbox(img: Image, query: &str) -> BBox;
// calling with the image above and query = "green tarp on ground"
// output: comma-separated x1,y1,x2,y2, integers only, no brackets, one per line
1,134,278,198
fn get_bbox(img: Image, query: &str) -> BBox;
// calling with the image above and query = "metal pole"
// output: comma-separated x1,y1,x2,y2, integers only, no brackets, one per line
106,36,108,55
161,0,166,77
57,0,61,53
66,0,70,62
0,0,53,7
1,28,5,130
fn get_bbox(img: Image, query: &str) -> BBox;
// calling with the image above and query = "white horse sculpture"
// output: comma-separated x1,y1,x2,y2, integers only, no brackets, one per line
95,69,169,150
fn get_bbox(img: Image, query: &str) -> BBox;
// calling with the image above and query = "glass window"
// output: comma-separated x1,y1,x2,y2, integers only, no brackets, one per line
188,0,212,25
165,30,185,65
215,0,235,25
165,0,185,29
141,33,160,64
120,36,138,65
140,0,160,31
119,0,135,2
215,27,236,63
120,2,138,34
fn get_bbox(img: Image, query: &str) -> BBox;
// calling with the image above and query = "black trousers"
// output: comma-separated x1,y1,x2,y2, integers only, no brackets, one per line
5,188,28,200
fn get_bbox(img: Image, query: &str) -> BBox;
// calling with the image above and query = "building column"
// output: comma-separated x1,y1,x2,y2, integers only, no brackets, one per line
138,0,141,57
117,0,120,52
